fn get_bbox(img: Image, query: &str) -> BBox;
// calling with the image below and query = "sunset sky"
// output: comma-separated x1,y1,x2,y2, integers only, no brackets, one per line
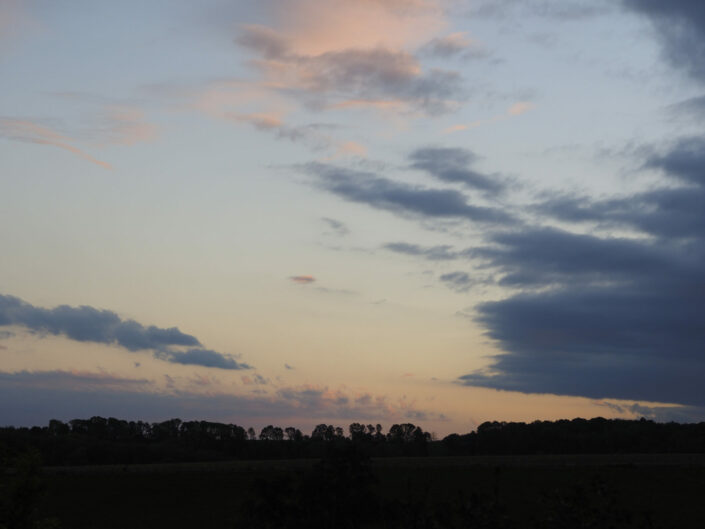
1,0,704,436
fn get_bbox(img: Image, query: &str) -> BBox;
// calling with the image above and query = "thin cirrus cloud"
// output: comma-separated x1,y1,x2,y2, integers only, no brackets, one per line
300,161,516,225
457,135,705,408
0,118,111,169
0,294,250,370
0,108,156,168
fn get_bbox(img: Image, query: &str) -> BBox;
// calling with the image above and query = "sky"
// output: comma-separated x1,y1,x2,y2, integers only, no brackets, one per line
1,0,704,436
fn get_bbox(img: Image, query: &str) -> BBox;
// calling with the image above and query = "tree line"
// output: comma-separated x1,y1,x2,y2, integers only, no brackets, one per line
0,416,703,465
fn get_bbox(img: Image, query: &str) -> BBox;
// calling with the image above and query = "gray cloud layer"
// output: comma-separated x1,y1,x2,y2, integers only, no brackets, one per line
623,0,705,81
460,136,705,406
0,294,250,370
301,162,515,225
0,370,444,427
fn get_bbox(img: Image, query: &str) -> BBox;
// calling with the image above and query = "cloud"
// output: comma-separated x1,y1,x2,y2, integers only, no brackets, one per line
0,118,111,169
157,349,251,370
459,136,705,407
263,0,446,56
284,363,295,370
507,101,534,115
0,294,250,370
622,0,705,81
290,275,316,284
236,25,464,114
443,101,535,133
224,111,334,147
383,242,467,260
538,137,705,239
0,370,445,428
321,217,350,236
439,271,474,292
421,32,489,59
408,147,505,193
470,0,613,21
596,400,705,423
0,107,157,168
301,162,515,224
335,140,368,157
97,106,158,146
667,94,705,120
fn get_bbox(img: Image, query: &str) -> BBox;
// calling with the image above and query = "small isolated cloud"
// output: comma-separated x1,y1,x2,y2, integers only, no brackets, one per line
290,275,316,284
300,162,515,225
0,294,251,370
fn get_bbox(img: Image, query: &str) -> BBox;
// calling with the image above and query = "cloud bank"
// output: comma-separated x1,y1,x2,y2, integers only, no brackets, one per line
459,136,705,407
0,294,250,370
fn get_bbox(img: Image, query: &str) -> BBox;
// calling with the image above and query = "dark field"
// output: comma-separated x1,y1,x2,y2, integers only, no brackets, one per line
36,455,705,528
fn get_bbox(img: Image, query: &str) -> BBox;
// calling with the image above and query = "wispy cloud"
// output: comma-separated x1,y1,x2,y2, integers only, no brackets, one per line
0,118,112,169
300,162,515,225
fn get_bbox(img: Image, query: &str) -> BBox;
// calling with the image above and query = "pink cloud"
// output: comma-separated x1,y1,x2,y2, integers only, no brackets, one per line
290,275,316,284
0,119,112,169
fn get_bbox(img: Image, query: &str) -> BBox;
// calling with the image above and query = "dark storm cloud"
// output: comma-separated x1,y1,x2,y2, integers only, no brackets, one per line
408,147,505,194
622,0,705,81
0,294,250,370
301,162,515,225
459,136,705,406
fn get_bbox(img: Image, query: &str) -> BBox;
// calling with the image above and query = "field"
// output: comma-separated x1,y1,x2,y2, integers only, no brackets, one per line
33,454,705,528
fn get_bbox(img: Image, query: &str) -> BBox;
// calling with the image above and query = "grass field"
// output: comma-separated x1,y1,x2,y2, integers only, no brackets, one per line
35,455,705,528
